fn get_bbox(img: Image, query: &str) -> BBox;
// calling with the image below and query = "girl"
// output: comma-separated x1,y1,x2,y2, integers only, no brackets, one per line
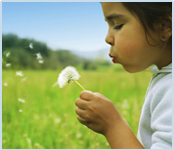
75,2,172,149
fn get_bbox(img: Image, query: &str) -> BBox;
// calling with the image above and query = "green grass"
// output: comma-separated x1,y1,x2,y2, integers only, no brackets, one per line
2,67,153,149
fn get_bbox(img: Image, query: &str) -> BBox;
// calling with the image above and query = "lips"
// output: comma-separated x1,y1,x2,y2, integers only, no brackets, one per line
109,54,117,63
112,57,116,63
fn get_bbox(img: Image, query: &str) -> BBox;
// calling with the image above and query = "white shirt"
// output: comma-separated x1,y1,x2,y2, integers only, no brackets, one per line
137,63,172,149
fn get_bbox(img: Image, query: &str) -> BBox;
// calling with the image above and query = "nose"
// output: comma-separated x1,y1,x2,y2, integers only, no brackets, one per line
105,30,114,46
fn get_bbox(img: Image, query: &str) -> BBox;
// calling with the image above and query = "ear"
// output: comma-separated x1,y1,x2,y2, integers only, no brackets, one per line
160,13,172,41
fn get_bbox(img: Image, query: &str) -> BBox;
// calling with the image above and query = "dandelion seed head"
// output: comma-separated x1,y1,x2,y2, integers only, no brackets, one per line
16,71,23,77
58,66,80,88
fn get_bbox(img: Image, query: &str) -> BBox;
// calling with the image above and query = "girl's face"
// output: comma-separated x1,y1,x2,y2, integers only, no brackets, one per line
102,2,164,73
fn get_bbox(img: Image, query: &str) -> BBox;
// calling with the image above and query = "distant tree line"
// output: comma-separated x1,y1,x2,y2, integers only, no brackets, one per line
2,33,111,70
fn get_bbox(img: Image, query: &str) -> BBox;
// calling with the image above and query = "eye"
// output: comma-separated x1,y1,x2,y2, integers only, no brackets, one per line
114,24,124,30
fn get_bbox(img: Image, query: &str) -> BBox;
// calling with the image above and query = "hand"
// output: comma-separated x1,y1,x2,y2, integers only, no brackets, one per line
75,91,144,149
75,90,123,136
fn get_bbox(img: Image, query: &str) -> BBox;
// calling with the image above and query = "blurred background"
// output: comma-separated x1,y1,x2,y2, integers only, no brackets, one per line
2,2,155,149
2,2,112,70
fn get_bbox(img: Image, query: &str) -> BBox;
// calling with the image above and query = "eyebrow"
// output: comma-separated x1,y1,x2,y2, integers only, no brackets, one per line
105,13,124,21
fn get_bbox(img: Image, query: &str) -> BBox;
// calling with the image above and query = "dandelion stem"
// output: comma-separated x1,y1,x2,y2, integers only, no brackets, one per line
74,80,89,134
74,80,85,91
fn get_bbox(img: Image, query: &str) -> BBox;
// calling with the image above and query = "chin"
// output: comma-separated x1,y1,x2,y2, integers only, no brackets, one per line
122,65,144,73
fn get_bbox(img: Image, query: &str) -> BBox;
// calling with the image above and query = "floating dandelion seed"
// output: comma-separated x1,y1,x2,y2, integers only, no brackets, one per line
57,66,85,90
16,71,23,77
36,53,44,64
5,63,11,67
36,53,42,60
3,82,8,87
6,52,10,57
54,118,61,124
21,77,27,82
19,109,23,112
29,43,33,49
38,60,44,64
76,133,82,138
18,98,25,103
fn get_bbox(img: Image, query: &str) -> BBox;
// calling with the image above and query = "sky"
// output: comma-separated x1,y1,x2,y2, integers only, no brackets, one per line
2,2,110,52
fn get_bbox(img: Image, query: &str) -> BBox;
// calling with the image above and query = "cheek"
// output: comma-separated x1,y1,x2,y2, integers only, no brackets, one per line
115,29,147,59
115,35,138,58
115,22,148,58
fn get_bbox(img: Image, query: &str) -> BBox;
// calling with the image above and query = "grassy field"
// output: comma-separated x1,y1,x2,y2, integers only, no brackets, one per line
2,66,153,149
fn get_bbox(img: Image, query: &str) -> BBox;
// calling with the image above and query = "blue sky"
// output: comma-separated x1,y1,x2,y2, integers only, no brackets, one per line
2,2,110,52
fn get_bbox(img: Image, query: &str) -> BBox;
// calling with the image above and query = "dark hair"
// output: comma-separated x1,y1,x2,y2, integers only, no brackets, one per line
122,2,172,43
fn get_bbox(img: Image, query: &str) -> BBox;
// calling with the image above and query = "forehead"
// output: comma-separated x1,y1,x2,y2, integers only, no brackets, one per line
101,2,132,19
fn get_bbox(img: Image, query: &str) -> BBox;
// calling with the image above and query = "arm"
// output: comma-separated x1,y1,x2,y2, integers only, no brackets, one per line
75,91,144,149
105,119,144,149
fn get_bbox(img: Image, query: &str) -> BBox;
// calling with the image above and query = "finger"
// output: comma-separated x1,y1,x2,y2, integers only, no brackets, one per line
75,107,86,117
75,98,89,110
75,107,92,123
80,90,96,101
94,92,107,99
77,115,90,126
